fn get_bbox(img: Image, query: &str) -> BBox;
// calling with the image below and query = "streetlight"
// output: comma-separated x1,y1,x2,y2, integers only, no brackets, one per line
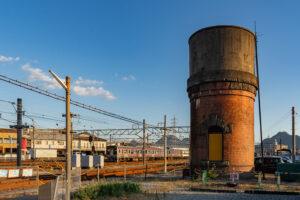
49,70,71,200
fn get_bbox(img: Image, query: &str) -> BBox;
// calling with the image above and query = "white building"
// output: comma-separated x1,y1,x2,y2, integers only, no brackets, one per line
28,129,106,157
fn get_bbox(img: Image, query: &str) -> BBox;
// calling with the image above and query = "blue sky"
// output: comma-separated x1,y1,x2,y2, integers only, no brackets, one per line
0,0,299,142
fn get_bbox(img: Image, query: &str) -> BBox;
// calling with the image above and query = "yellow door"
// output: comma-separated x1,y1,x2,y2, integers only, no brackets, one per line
209,134,222,161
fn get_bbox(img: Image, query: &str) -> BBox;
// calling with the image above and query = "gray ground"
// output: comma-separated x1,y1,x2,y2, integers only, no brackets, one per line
161,192,300,200
2,171,300,200
4,192,300,200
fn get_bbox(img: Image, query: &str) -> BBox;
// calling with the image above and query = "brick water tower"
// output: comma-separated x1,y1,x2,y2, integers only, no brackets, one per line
187,25,258,172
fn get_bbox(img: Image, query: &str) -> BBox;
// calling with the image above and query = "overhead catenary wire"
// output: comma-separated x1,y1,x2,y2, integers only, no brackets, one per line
0,106,131,131
263,110,291,136
0,74,186,134
0,73,143,125
0,117,16,124
0,74,189,145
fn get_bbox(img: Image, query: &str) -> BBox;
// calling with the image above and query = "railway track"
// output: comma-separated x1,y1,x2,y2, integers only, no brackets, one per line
82,160,188,178
0,160,65,171
0,160,188,193
0,159,188,169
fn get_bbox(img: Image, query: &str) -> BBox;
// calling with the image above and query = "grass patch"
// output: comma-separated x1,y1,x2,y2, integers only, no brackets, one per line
72,182,142,200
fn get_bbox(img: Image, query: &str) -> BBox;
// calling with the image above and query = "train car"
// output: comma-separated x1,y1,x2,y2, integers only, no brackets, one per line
106,145,189,162
172,147,189,158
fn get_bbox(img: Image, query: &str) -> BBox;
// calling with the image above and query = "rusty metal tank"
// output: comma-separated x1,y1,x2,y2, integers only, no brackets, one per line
187,25,258,172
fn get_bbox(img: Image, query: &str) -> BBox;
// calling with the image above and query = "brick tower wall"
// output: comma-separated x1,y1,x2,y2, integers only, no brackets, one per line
187,26,258,172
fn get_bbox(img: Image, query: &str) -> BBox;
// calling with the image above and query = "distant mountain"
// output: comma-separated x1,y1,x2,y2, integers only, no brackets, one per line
262,131,300,149
155,135,189,147
130,139,139,146
181,138,190,146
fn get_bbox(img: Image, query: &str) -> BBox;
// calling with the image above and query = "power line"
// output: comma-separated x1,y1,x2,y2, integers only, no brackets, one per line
0,74,143,125
0,106,130,130
0,116,16,124
263,110,291,135
0,99,17,112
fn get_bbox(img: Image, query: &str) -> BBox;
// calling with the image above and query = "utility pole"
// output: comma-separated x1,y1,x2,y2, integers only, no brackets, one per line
164,115,167,173
110,134,112,143
62,113,78,154
147,134,149,146
292,107,296,162
9,135,12,158
10,98,28,166
143,119,146,165
280,138,282,155
49,70,71,200
171,116,176,128
255,23,265,178
65,76,71,200
16,98,22,166
71,122,73,154
32,126,35,161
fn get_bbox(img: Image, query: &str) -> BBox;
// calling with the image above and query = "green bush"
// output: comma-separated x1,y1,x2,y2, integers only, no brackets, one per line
72,182,142,200
207,171,218,179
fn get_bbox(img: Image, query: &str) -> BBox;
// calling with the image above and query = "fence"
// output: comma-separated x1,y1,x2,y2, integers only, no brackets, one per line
0,166,39,198
54,168,81,200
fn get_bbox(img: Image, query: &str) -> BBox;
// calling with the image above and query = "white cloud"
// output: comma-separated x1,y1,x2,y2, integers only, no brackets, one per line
21,63,116,100
122,75,136,81
21,63,61,89
73,77,103,86
72,85,116,100
0,55,20,62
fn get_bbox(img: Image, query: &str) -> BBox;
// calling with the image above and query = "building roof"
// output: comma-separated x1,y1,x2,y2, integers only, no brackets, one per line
26,129,106,142
74,132,106,142
0,128,17,133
